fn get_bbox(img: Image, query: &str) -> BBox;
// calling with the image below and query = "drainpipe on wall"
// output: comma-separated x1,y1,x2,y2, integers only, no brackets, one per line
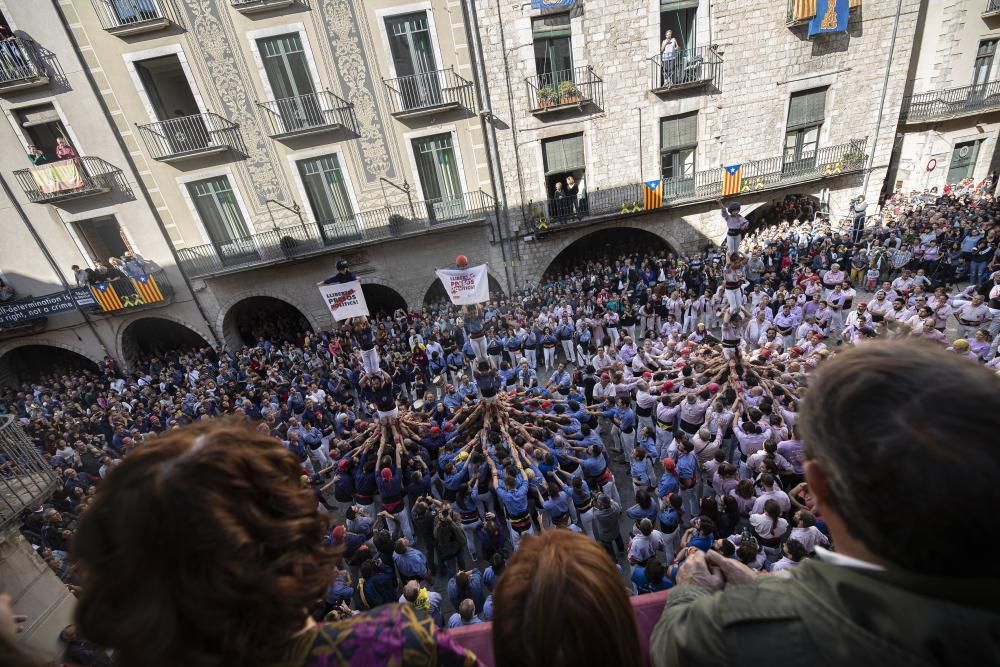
496,0,529,287
461,0,517,291
862,0,906,196
51,0,222,349
0,174,115,360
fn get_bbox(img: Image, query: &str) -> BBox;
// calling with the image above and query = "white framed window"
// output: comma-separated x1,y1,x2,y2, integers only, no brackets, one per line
123,44,207,123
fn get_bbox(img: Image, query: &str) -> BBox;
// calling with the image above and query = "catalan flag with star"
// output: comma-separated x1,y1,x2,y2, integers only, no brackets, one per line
722,164,743,196
643,179,663,210
90,281,123,311
131,274,164,304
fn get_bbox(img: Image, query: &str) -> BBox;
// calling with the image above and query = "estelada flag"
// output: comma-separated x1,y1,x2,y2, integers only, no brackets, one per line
722,164,743,196
90,281,123,311
643,180,663,210
131,274,164,304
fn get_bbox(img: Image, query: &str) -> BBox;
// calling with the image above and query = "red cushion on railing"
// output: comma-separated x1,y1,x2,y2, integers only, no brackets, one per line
445,590,669,667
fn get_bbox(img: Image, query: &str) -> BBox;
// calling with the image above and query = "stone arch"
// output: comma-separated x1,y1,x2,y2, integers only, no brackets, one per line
215,290,323,347
220,294,316,348
533,223,681,286
744,192,822,232
421,274,506,308
356,275,412,312
0,339,102,386
117,316,213,368
362,283,408,317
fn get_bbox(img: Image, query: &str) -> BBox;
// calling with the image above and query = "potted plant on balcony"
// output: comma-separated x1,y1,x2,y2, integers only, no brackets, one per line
537,84,558,110
557,80,582,105
841,143,867,169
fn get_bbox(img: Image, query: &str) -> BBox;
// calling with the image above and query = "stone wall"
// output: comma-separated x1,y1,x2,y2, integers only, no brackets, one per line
475,0,920,235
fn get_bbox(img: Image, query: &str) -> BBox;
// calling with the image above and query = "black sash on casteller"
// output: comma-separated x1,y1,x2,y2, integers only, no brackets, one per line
990,298,1000,310
636,405,652,418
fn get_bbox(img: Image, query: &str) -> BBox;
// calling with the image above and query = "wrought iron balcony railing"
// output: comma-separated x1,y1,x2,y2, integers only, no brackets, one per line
526,66,602,113
522,138,868,232
231,0,296,12
137,113,241,162
649,46,722,93
91,0,172,36
0,272,172,330
901,80,1000,123
256,91,354,139
176,190,495,277
985,0,1000,16
12,157,124,204
0,37,49,91
383,68,474,117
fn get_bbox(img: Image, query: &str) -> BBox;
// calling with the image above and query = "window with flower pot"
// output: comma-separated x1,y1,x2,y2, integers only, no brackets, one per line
532,13,576,107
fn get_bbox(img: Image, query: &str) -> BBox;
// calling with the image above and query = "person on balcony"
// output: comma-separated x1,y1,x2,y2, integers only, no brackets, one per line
564,175,580,219
54,137,79,161
660,29,679,86
26,144,48,166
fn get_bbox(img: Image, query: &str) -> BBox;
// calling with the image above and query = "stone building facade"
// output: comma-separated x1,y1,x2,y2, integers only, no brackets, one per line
891,0,1000,192
476,0,921,286
0,0,935,378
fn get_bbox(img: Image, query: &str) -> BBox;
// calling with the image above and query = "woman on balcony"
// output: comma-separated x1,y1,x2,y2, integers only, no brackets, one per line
55,137,79,161
660,30,679,86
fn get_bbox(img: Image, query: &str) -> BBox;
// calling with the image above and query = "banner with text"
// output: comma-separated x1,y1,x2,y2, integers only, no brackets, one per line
435,264,490,305
318,280,369,321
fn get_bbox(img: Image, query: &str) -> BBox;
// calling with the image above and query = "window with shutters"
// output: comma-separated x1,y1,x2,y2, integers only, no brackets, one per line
660,112,697,195
783,87,826,174
973,39,997,88
14,104,70,159
532,13,573,87
660,0,697,53
542,133,586,219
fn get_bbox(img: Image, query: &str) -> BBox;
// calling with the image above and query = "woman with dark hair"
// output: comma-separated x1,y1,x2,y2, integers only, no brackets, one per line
492,530,642,667
72,420,479,667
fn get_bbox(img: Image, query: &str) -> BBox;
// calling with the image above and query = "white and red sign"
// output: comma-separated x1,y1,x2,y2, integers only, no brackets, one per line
318,280,369,321
435,264,490,305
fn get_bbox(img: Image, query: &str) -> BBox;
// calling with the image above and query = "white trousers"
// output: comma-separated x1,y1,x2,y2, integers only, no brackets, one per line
561,339,576,363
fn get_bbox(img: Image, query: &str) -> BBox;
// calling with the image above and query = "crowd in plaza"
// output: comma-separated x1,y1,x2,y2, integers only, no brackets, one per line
2,185,999,666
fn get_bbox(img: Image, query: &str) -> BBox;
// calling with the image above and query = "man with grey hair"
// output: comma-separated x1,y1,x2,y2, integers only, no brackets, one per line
651,340,1000,666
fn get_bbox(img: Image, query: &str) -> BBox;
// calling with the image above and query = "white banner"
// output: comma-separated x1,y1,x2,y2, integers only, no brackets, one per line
435,264,490,305
318,280,369,321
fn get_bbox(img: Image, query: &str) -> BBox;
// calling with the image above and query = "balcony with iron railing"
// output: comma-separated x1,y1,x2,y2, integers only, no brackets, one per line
231,0,297,13
0,272,173,333
526,66,602,114
12,157,124,204
175,190,495,277
137,113,241,162
649,46,722,94
91,0,172,36
985,0,1000,17
383,68,475,118
0,37,49,92
900,80,1000,123
256,91,355,139
522,138,868,232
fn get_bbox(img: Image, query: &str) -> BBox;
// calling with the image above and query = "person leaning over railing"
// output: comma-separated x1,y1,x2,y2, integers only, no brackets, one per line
650,340,1000,667
71,420,482,667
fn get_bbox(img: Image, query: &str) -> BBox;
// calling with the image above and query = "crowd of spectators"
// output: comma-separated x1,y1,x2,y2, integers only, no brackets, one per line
2,186,999,666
